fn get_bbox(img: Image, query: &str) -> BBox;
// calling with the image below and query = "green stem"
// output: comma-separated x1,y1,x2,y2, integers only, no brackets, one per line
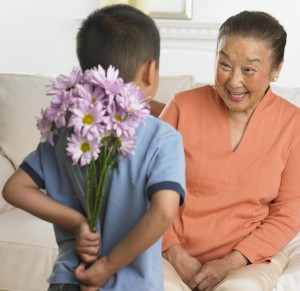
88,142,118,232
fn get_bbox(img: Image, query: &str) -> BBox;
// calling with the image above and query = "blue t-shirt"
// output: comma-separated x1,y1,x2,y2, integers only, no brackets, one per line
21,115,185,290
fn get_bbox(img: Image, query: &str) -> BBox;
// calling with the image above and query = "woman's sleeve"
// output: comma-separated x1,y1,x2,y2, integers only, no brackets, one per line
235,135,300,264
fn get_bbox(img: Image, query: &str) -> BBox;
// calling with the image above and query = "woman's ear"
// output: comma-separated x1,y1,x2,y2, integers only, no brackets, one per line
272,60,284,82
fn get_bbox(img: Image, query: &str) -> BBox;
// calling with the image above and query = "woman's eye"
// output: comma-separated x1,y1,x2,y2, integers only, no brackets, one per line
244,67,255,73
220,62,231,69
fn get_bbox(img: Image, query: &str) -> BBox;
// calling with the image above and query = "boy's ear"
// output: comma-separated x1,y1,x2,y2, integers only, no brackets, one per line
142,59,157,86
135,60,158,96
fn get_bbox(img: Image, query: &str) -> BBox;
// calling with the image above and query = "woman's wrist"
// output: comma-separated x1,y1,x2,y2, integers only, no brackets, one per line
163,243,184,265
223,250,249,272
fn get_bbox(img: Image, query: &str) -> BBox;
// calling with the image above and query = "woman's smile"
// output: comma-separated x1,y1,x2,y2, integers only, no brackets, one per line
227,90,247,102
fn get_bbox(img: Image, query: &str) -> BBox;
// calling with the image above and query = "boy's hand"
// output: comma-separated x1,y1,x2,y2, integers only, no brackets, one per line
73,220,100,264
75,256,115,289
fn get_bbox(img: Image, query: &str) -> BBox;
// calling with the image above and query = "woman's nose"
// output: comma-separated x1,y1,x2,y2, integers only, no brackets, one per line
228,69,243,87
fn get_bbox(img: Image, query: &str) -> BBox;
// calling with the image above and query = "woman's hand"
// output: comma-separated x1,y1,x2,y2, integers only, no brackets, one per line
73,220,100,264
163,244,202,288
189,250,249,291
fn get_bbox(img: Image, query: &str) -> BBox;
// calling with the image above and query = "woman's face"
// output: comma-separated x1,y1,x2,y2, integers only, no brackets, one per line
215,35,282,115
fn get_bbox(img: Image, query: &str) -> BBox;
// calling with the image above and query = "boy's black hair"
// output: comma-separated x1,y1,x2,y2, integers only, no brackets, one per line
76,4,160,82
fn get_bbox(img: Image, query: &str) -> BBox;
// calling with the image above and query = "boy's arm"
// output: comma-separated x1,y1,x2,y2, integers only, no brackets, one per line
3,168,101,263
75,189,180,287
3,168,87,232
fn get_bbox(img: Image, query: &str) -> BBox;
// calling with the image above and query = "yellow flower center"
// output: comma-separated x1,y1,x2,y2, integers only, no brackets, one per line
82,114,94,125
114,114,122,121
66,85,75,91
81,142,90,153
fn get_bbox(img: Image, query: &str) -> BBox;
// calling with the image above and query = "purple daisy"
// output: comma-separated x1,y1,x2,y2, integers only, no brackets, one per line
117,134,136,158
47,67,84,95
105,102,138,137
45,90,74,128
117,82,150,123
66,133,100,166
36,109,55,145
85,65,124,95
68,100,105,140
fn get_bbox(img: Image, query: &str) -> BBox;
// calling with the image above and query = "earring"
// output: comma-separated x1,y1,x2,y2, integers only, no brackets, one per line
273,76,278,82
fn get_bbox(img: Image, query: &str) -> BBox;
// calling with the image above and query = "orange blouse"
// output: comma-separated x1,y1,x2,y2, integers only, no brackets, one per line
161,85,300,264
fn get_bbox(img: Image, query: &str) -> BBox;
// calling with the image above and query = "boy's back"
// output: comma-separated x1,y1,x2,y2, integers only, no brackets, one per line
23,115,184,289
3,4,186,290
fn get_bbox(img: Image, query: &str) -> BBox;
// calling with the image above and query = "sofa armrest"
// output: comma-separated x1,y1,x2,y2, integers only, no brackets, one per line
275,232,300,290
0,151,16,214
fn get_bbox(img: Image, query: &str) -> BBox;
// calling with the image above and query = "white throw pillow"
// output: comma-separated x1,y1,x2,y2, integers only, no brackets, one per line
0,73,52,167
155,75,195,104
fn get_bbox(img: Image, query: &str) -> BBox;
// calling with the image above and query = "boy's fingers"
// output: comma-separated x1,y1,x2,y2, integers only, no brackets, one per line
75,265,90,284
81,254,98,264
79,233,100,245
80,285,98,291
78,239,100,248
80,246,99,255
75,262,86,274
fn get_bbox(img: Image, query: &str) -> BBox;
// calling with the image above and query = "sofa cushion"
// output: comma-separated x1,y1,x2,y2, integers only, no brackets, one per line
0,153,15,214
1,73,300,291
0,73,195,168
155,75,195,104
0,208,58,291
0,73,52,168
276,232,300,290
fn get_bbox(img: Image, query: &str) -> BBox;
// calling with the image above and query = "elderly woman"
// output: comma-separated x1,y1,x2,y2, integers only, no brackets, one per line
160,11,300,291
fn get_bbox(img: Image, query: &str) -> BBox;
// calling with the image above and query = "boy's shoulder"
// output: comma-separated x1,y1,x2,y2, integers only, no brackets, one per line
144,115,180,134
135,115,183,150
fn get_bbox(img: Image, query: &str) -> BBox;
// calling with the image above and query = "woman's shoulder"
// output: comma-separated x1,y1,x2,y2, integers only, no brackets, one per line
269,90,300,133
272,90,300,117
173,84,217,105
175,83,215,97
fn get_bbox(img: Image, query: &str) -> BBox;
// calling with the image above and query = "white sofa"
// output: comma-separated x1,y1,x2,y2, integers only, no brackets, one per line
1,73,300,291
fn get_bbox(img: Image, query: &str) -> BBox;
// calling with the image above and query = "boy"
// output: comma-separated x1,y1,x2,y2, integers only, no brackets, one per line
2,4,185,291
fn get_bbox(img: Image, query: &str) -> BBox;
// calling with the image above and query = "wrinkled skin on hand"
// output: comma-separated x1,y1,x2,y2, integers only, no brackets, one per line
189,250,249,291
164,245,248,291
163,244,202,288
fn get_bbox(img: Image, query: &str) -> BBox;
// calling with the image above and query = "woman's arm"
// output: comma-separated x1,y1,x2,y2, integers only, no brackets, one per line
234,136,300,264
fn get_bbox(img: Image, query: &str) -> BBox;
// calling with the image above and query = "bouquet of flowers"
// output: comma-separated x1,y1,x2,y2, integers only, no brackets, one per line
36,65,150,232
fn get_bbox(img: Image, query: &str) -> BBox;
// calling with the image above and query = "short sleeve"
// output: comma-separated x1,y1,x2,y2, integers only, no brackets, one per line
146,128,185,205
20,143,45,189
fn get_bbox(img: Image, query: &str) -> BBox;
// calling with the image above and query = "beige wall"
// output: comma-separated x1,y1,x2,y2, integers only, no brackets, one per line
0,0,299,87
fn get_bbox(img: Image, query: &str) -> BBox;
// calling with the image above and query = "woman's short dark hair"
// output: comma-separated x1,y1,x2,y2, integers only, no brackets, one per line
76,4,160,82
217,11,287,69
